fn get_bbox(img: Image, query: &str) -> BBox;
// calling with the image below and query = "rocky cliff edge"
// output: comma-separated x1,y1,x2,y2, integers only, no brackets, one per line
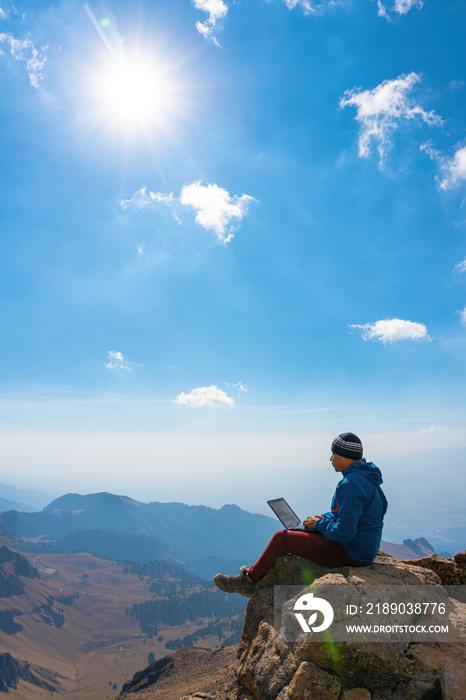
237,551,466,700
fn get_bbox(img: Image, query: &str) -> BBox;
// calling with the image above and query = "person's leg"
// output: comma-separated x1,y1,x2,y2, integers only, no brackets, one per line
247,529,359,582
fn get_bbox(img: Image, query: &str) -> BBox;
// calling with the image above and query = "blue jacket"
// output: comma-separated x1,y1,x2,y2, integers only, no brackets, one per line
314,458,388,565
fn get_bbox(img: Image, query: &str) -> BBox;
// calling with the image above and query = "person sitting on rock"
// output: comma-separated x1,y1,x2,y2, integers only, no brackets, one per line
214,432,388,597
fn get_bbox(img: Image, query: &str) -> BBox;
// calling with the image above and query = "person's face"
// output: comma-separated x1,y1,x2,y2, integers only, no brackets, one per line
330,452,353,472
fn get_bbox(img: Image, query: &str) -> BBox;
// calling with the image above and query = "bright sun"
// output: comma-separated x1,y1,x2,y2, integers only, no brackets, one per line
90,53,176,131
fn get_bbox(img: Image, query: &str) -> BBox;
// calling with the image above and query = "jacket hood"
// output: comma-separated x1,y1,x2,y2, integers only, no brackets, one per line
344,458,383,486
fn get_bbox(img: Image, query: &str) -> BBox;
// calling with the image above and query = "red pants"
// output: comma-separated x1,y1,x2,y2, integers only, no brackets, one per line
247,529,360,582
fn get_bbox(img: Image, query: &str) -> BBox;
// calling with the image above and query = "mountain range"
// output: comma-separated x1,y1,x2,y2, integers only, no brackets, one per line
0,491,443,581
0,492,280,580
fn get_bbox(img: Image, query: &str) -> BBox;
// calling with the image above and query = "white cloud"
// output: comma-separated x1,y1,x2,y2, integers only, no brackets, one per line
459,306,466,327
233,382,248,393
0,33,48,88
180,181,255,243
283,0,314,11
225,381,248,397
283,0,337,12
119,186,174,210
419,140,441,162
437,145,466,191
453,257,466,274
393,0,423,14
105,351,135,372
121,181,255,243
421,141,466,191
349,318,431,343
421,426,447,436
174,385,234,408
193,0,228,47
377,1,391,20
340,73,443,164
377,0,423,19
0,9,7,18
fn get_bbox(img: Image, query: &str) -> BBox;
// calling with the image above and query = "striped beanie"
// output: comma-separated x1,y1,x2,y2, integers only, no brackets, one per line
331,432,363,460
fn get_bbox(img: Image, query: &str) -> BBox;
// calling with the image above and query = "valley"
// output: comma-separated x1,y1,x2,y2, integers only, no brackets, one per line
0,541,244,699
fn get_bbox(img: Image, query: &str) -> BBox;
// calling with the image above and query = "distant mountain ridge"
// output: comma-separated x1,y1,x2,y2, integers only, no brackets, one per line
0,492,441,581
0,482,57,511
0,497,38,514
380,537,435,560
0,492,278,579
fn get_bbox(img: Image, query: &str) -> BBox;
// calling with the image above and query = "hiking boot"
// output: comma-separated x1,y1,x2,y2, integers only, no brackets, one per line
214,566,257,597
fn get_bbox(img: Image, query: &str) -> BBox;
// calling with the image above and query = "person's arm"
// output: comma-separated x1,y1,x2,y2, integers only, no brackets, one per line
314,478,366,542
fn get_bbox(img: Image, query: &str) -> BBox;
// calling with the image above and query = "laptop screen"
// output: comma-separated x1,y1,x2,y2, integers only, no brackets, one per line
267,498,301,529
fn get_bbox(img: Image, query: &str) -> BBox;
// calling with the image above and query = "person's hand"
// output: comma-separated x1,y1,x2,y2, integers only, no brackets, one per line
303,515,323,529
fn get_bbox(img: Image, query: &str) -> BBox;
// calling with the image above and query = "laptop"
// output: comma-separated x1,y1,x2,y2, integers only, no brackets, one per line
267,497,315,531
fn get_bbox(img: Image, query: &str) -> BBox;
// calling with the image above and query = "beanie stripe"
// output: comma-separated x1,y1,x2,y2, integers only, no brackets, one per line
331,433,363,459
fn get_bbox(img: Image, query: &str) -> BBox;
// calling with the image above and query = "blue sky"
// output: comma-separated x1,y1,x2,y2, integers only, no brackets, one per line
1,0,466,517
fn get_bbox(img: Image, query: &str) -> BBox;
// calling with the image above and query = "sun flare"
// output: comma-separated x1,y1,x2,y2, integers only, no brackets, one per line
90,53,176,131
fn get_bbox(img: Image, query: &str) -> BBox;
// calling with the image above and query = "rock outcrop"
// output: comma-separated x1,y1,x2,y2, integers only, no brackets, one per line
0,545,39,597
115,551,465,699
401,553,466,586
237,552,466,700
117,646,238,699
0,652,59,693
452,551,466,564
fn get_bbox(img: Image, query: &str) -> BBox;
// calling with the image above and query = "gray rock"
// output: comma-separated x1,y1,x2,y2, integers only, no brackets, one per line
237,553,466,700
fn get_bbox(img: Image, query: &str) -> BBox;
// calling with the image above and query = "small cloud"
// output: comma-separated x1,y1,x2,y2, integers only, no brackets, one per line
376,1,391,20
453,257,466,274
449,80,465,90
349,318,431,343
392,0,423,15
283,0,314,11
120,186,174,210
121,181,255,243
180,181,255,244
340,73,443,164
283,0,337,13
193,0,228,47
421,426,447,436
0,8,7,18
422,140,466,191
0,32,48,88
419,140,441,162
459,306,466,327
105,350,137,372
174,385,234,407
233,382,248,393
438,145,466,191
377,0,424,18
225,381,248,398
